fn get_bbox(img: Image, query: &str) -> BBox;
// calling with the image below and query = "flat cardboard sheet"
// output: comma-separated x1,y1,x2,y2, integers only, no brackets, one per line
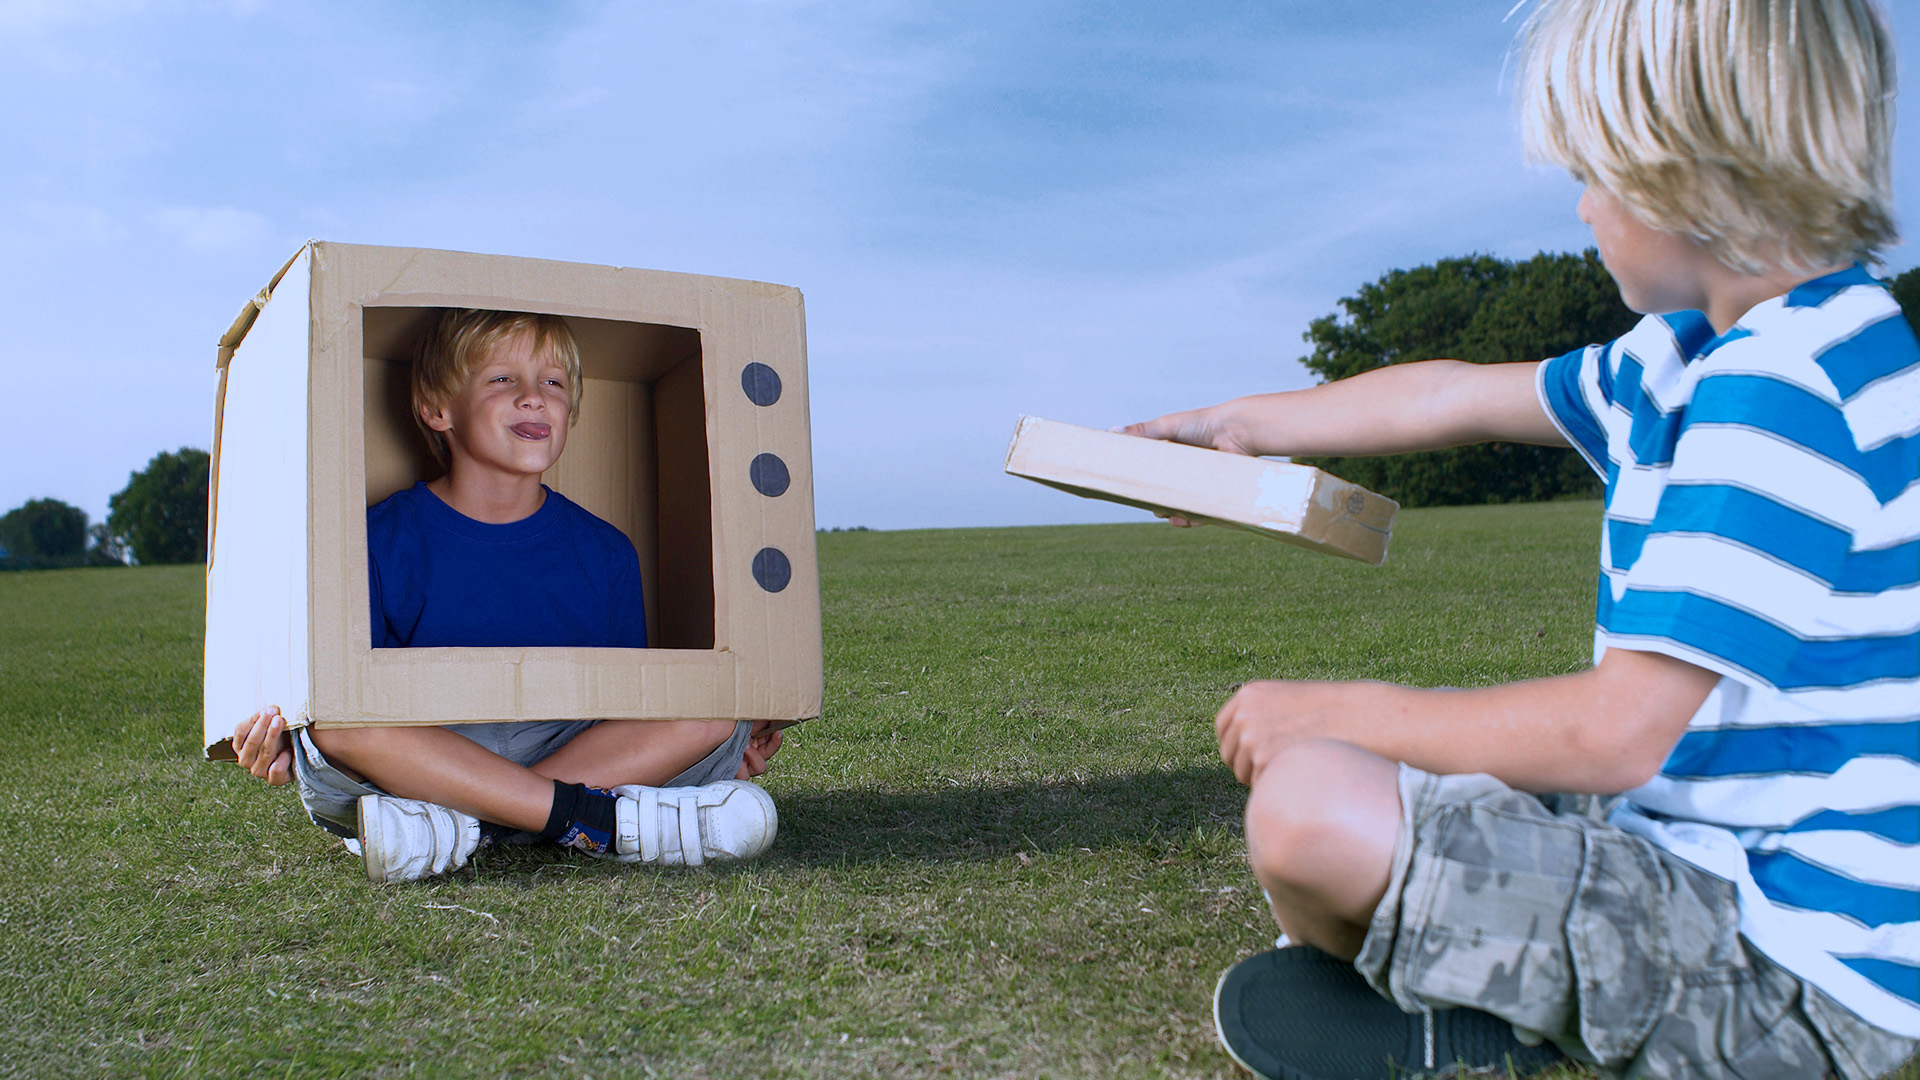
1003,416,1397,564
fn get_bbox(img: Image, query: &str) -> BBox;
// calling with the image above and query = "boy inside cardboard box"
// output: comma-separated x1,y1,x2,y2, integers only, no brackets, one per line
207,243,823,883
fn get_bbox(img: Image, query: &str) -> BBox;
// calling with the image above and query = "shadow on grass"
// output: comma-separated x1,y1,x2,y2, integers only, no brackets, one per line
766,766,1249,865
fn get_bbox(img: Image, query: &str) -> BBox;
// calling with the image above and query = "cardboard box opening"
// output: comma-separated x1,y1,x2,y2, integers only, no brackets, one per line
360,306,715,650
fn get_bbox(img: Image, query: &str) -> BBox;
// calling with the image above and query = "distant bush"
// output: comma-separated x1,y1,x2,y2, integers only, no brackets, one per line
1293,250,1637,508
0,498,125,571
106,448,211,566
0,498,85,559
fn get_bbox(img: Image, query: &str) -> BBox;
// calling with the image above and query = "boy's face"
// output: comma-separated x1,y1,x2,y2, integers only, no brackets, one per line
1578,185,1720,318
422,328,572,482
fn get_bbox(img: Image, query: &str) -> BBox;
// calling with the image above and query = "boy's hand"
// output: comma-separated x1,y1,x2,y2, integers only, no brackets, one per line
1215,680,1353,785
735,720,784,780
1120,405,1260,458
1120,406,1259,527
233,706,294,786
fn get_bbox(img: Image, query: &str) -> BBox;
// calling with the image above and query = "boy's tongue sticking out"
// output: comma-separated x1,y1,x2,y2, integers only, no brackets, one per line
512,422,551,440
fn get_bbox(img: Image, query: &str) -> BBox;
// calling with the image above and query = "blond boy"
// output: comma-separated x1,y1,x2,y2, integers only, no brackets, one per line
233,309,783,883
1131,1,1919,1076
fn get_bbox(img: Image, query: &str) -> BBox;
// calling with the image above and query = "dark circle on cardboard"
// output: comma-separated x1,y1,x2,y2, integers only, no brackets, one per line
752,547,792,593
750,453,791,498
1346,492,1365,515
741,363,782,407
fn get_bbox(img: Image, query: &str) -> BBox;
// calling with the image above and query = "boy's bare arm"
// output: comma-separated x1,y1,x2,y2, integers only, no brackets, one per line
1125,359,1568,458
1215,648,1719,795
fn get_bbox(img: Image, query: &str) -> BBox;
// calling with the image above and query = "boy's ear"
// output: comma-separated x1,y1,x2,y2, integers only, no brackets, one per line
419,401,453,433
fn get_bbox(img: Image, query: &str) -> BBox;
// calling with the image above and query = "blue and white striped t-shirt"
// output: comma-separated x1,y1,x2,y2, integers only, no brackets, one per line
1537,264,1920,1039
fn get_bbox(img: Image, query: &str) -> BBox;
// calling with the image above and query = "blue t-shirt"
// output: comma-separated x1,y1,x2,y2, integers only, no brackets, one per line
367,483,648,649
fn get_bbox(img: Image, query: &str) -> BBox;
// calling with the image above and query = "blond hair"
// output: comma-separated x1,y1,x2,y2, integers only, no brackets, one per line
413,309,584,469
1517,0,1897,275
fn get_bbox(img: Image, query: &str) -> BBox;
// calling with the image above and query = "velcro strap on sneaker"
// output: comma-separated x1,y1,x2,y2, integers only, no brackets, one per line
617,794,639,857
677,791,705,867
432,810,465,875
638,788,661,863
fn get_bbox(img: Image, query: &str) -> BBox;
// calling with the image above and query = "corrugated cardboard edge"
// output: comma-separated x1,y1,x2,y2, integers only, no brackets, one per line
1004,415,1398,565
218,244,309,370
1292,471,1397,565
209,243,310,574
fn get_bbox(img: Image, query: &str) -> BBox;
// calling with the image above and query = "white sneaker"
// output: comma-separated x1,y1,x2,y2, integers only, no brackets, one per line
356,794,482,883
606,780,777,866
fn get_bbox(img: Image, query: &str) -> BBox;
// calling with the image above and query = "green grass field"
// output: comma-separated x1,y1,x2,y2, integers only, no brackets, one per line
0,501,1906,1078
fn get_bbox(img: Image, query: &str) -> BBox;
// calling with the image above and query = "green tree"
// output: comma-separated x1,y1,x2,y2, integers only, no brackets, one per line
1296,250,1638,507
1888,267,1920,336
106,448,211,565
0,498,88,561
86,522,129,566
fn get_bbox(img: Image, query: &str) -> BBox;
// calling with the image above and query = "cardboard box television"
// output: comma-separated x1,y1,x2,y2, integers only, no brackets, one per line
202,242,824,760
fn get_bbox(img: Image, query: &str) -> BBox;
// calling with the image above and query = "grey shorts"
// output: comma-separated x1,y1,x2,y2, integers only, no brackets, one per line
292,719,754,838
1354,765,1917,1080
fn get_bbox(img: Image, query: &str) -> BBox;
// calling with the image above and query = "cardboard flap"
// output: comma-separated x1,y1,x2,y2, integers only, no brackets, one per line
203,249,314,757
216,243,309,369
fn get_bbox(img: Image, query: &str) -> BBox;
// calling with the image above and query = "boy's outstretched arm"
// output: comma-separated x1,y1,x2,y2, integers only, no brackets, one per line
1215,647,1720,795
1125,359,1566,459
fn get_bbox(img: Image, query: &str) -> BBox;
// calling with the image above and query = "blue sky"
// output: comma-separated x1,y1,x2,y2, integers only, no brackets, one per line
7,0,1918,530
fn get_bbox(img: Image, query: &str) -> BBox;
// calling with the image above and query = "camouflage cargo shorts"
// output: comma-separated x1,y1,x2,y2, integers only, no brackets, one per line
1353,765,1917,1080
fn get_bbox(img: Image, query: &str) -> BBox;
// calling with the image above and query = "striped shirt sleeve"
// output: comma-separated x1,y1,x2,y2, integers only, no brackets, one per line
1600,339,1918,691
1537,343,1610,478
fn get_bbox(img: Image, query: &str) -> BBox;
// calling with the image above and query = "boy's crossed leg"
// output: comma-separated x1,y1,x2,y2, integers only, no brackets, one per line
310,718,739,833
1221,741,1916,1079
288,716,776,882
1242,739,1399,960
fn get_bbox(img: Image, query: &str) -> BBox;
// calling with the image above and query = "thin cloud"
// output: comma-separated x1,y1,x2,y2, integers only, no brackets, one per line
149,206,274,252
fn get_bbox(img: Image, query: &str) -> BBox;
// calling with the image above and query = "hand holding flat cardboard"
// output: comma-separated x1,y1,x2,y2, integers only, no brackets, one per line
233,705,293,786
1116,411,1258,528
735,720,784,781
1123,358,1557,529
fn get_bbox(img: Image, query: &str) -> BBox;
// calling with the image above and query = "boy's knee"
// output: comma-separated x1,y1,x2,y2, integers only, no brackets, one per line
1244,740,1399,888
673,719,736,753
305,724,386,783
306,724,347,755
308,724,384,756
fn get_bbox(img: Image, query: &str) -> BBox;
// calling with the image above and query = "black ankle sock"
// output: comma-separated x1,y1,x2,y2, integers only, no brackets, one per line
540,781,581,842
540,780,619,854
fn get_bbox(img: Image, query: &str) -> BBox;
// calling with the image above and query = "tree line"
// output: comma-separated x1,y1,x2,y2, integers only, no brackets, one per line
1292,254,1920,508
5,259,1917,564
1,448,208,570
